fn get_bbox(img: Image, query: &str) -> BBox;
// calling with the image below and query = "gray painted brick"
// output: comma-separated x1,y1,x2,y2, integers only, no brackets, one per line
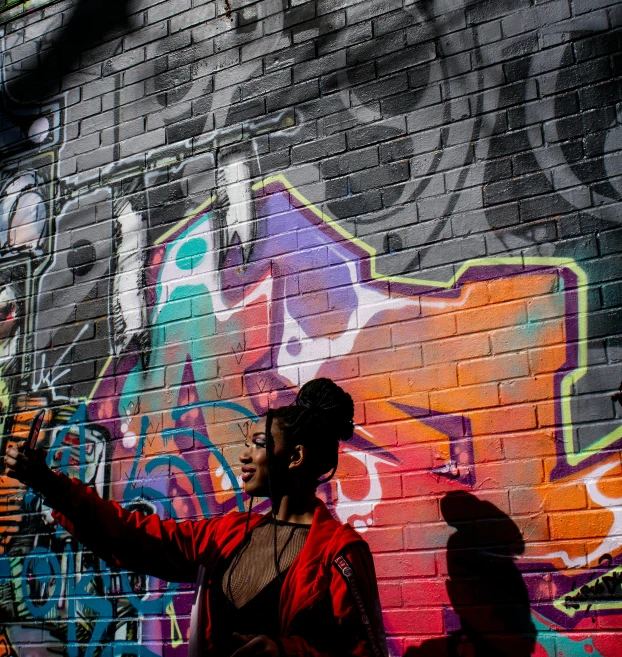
322,61,375,95
317,21,372,56
321,145,379,178
484,172,552,205
421,233,487,268
322,107,369,135
501,0,571,38
467,0,531,25
349,160,410,193
119,128,166,158
81,75,117,100
71,96,103,121
214,60,258,91
270,122,317,151
504,46,573,84
417,186,483,222
292,133,347,164
241,68,291,100
316,0,353,16
192,15,236,44
281,3,316,29
145,33,194,60
406,97,469,134
475,126,542,160
573,0,619,14
106,49,146,75
61,132,101,158
347,116,407,149
293,50,346,83
150,0,193,24
507,92,579,130
24,12,62,41
348,31,406,67
519,187,591,221
475,78,538,113
544,107,616,144
296,94,345,121
379,131,441,163
212,98,266,127
214,25,265,54
266,79,320,112
352,74,409,107
80,109,116,137
292,12,346,45
539,58,612,97
102,116,145,147
376,41,437,78
266,42,315,74
373,9,436,38
580,79,622,111
76,144,116,172
326,189,383,219
124,21,168,50
346,0,402,25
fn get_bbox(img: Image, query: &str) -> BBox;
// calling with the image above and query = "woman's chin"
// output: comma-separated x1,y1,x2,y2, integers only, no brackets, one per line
243,482,266,497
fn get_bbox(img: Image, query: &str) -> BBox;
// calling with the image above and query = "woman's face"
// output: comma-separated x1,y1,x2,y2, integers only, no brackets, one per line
239,415,288,497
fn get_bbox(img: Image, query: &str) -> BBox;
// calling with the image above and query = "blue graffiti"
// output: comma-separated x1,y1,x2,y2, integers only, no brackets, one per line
9,391,258,655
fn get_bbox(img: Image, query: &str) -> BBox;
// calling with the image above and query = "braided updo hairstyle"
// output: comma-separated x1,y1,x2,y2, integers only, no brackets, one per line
270,377,354,486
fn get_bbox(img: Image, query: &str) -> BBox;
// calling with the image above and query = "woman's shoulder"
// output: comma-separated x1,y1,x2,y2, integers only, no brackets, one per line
312,500,370,556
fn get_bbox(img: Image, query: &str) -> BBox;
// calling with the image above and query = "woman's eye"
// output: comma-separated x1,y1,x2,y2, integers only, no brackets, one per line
253,438,266,447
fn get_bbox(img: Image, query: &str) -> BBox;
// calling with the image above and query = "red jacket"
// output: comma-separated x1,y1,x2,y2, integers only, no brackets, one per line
45,472,387,657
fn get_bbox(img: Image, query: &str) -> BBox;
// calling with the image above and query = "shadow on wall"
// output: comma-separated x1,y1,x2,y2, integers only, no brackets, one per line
406,491,536,657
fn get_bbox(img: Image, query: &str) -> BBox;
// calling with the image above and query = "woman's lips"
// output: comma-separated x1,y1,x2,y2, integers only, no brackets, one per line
241,469,256,482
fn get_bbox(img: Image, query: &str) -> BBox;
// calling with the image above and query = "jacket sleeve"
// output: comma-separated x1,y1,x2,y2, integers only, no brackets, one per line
39,469,217,583
280,541,388,657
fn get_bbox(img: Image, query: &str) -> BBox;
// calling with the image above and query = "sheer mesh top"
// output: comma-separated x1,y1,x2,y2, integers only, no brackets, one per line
222,519,311,609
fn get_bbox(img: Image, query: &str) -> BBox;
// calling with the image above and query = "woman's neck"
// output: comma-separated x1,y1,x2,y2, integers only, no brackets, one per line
272,489,316,525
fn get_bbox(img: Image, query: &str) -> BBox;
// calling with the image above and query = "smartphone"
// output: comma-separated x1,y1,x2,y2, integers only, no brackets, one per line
25,409,45,455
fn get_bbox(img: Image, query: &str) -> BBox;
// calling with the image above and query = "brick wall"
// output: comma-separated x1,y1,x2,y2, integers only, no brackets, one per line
0,0,621,656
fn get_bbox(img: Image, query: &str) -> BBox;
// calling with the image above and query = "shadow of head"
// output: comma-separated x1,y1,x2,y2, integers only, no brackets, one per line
441,490,524,557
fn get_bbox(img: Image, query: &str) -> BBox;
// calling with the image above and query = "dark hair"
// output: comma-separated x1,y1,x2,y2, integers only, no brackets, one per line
270,377,354,484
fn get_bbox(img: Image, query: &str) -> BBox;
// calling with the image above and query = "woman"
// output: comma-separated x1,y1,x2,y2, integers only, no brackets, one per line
4,378,387,657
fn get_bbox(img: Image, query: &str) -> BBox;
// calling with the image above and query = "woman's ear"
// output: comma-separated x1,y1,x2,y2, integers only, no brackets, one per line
288,444,306,470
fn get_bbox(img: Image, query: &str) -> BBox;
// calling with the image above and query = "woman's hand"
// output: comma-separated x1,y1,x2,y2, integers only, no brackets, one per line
3,441,50,488
230,633,283,657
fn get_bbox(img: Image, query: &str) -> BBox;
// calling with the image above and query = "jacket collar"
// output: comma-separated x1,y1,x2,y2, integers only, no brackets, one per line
278,498,363,630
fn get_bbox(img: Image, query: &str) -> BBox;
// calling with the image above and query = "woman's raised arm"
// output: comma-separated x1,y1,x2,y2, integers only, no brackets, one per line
4,441,216,583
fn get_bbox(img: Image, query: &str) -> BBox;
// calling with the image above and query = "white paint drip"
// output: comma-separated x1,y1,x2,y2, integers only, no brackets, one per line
275,257,419,383
525,459,622,569
122,431,138,450
334,447,397,532
112,202,148,355
215,464,233,491
218,158,256,264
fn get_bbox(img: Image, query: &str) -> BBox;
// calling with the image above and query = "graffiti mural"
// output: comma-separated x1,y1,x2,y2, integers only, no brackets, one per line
0,1,621,657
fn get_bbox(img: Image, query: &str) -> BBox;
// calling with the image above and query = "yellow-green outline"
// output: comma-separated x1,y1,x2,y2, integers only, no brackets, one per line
154,194,216,246
255,175,620,466
88,174,621,467
553,566,622,618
